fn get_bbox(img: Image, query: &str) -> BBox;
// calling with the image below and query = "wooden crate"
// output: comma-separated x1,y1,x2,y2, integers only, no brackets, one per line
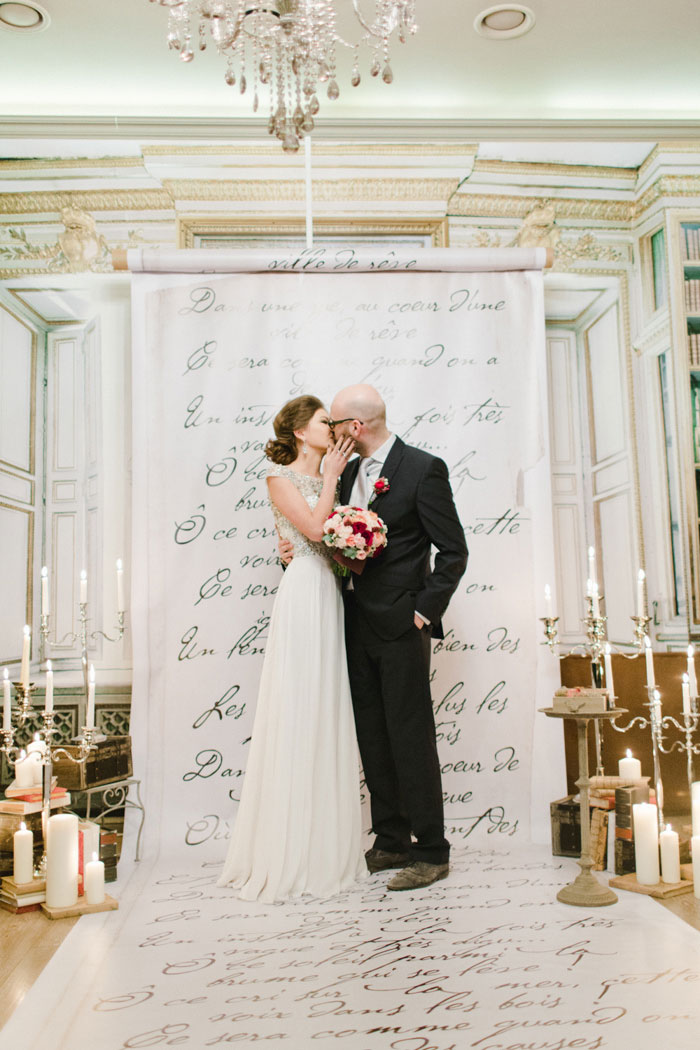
52,736,132,790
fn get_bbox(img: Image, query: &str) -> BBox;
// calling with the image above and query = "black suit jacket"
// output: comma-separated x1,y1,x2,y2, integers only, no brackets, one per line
340,438,468,641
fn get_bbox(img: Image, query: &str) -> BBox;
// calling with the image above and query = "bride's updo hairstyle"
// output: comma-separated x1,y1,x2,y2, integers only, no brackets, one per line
265,394,324,465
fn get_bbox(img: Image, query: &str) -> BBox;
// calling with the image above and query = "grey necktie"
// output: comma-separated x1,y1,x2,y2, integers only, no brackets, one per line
354,457,375,509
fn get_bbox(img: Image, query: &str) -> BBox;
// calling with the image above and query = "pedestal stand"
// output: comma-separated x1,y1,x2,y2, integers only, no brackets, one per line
541,707,626,907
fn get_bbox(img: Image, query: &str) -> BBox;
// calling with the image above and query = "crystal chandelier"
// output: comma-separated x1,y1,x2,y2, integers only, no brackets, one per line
148,1,418,151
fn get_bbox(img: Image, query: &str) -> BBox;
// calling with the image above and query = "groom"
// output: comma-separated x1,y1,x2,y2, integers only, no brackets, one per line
329,384,468,890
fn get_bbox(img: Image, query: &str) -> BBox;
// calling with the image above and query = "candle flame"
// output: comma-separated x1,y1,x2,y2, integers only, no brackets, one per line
46,659,52,672
92,851,98,862
41,566,48,578
638,568,646,581
626,748,632,758
20,821,26,831
116,559,123,571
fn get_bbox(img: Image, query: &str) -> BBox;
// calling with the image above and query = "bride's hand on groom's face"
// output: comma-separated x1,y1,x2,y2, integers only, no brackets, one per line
324,436,355,480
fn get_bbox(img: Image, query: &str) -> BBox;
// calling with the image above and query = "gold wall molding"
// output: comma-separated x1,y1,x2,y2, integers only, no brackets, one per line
0,189,174,215
0,157,144,174
178,216,449,248
144,143,478,159
634,175,700,219
165,178,459,203
472,158,637,182
448,192,633,223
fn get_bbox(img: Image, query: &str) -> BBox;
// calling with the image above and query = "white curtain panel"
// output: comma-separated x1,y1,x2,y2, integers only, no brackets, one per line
129,250,561,862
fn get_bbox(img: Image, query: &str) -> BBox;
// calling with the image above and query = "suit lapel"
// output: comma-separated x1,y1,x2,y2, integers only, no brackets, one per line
341,456,360,505
369,437,406,505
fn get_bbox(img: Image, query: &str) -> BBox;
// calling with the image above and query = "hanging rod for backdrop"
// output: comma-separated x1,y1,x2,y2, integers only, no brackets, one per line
111,247,554,273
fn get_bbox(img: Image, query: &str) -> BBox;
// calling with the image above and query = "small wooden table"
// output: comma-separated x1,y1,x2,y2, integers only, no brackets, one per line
541,707,627,907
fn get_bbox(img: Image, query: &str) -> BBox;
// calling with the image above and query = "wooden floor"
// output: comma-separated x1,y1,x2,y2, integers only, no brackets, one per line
0,889,698,1033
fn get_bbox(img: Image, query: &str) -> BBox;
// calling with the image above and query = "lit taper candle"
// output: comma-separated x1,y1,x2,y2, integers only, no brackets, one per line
644,636,656,688
86,664,96,729
41,566,49,617
3,668,11,731
20,625,30,689
688,645,698,700
637,568,646,619
45,659,54,716
116,559,125,613
80,570,87,605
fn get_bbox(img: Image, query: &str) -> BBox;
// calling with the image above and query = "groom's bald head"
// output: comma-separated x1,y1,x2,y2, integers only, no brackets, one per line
331,384,390,456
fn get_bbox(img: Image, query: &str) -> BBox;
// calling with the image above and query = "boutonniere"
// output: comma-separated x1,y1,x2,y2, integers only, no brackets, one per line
369,477,390,504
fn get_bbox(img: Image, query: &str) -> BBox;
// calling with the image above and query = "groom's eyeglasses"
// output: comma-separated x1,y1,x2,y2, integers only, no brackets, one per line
328,417,363,428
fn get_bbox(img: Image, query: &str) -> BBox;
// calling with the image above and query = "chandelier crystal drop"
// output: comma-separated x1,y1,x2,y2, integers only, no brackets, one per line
148,0,418,151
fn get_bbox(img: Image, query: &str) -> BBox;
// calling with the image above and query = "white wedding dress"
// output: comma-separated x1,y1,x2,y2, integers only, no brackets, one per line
218,463,367,902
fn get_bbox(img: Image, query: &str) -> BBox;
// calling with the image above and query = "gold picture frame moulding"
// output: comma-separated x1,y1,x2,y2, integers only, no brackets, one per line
177,216,449,250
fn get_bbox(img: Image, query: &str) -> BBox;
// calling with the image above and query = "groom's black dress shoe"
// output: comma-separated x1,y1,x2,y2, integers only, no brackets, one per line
387,861,450,891
365,848,410,873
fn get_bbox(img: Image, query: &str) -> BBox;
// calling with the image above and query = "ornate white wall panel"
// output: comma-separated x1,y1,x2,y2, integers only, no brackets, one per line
546,331,587,641
53,336,78,471
0,305,34,473
552,502,585,637
599,491,638,639
51,511,78,652
0,503,31,663
0,471,32,503
593,456,629,494
587,305,626,462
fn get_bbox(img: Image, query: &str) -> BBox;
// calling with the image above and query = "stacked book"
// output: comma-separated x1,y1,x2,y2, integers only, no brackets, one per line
614,784,651,875
0,791,71,877
100,829,120,883
682,226,700,261
0,876,46,914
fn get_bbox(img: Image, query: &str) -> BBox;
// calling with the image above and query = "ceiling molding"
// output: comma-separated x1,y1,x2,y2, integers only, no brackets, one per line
2,116,700,142
0,189,174,214
164,178,460,203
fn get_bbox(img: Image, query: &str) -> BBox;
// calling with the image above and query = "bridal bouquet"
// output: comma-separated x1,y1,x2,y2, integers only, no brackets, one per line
322,505,388,575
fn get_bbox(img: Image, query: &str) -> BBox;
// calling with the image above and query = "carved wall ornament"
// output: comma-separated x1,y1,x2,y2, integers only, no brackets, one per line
513,201,560,249
0,207,112,273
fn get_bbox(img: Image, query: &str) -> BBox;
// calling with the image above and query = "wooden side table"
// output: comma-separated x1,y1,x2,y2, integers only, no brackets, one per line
541,707,627,907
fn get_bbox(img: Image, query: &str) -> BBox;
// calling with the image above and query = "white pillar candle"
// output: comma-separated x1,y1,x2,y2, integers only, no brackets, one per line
692,782,700,837
633,802,660,885
3,668,11,731
26,732,45,786
637,568,646,619
13,822,33,885
544,584,552,619
41,566,49,617
644,637,656,688
86,664,96,729
84,852,105,906
80,569,87,605
682,672,691,718
660,824,681,884
618,749,641,779
693,836,700,900
20,625,31,689
604,643,614,697
14,749,34,789
45,659,54,715
116,559,125,613
46,813,79,909
688,645,698,700
588,546,597,588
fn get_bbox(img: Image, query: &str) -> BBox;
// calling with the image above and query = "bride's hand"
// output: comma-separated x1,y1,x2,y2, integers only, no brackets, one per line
324,436,355,480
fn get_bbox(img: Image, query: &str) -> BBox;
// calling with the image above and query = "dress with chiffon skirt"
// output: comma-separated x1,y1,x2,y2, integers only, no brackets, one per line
217,463,367,902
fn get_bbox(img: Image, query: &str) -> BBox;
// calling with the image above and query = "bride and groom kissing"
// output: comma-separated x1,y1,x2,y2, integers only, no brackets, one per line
218,383,468,903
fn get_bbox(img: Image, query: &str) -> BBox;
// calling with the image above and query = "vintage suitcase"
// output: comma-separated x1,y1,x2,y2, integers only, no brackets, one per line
52,736,133,790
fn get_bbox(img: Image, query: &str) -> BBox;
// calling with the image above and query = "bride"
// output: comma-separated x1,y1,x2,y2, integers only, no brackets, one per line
218,394,367,902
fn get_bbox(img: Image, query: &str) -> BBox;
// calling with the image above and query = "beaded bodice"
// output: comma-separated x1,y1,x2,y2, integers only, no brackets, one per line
266,462,330,560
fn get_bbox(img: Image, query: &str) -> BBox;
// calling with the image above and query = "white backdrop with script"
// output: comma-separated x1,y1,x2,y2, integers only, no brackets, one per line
128,248,562,861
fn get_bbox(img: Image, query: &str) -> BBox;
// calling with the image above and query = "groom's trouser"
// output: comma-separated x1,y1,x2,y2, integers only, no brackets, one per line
344,596,449,865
